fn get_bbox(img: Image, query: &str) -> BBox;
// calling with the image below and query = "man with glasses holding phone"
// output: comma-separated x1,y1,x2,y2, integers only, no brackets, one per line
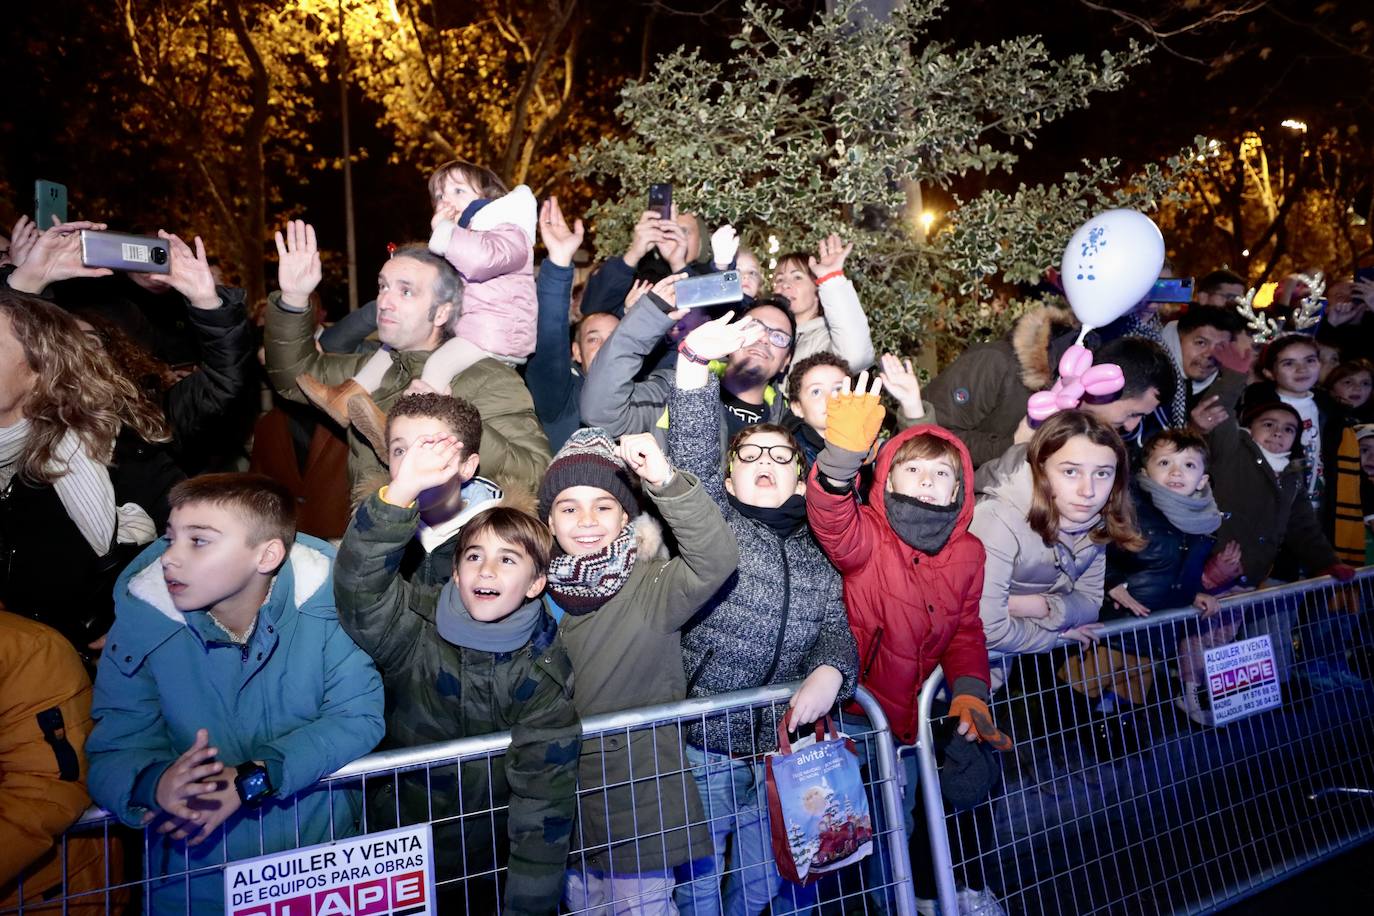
580,272,798,463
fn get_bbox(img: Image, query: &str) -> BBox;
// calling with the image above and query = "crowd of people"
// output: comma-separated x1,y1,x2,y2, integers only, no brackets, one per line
1,155,1372,916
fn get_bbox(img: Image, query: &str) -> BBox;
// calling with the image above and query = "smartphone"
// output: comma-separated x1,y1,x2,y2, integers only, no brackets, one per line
34,179,68,228
1355,267,1374,305
80,230,171,274
1148,277,1194,303
675,271,742,309
648,183,672,221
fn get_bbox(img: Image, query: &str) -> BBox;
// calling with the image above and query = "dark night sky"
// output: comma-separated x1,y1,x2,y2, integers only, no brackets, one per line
1,0,1368,309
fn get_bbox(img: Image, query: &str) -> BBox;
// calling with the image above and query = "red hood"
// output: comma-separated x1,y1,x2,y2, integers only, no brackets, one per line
869,424,977,549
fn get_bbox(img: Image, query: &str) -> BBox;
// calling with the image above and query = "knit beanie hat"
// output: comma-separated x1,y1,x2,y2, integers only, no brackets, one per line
537,428,640,521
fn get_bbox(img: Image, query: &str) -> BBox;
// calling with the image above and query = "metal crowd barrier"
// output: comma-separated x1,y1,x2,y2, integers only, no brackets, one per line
915,568,1374,916
4,685,916,915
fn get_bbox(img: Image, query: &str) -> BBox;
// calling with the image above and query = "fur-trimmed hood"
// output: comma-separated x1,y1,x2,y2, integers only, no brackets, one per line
1011,305,1082,391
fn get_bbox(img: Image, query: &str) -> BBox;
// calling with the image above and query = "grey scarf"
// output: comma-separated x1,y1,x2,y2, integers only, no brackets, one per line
1136,472,1224,536
883,490,961,554
435,580,543,653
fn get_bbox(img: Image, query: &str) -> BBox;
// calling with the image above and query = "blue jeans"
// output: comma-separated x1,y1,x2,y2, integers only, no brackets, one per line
674,745,818,916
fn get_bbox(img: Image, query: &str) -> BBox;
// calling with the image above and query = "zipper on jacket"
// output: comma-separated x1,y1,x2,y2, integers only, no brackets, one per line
686,648,715,693
861,627,885,679
759,536,791,685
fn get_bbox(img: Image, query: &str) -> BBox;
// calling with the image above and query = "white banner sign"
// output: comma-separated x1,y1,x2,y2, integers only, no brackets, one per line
227,824,434,916
1204,635,1282,725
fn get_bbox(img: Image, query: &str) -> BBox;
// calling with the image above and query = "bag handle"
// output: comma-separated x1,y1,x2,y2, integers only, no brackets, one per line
776,714,839,755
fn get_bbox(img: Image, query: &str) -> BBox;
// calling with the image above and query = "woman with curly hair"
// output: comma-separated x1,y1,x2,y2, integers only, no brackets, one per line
0,290,183,653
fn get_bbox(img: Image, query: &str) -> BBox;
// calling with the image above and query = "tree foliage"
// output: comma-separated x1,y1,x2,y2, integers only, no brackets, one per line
572,0,1210,362
1157,126,1374,286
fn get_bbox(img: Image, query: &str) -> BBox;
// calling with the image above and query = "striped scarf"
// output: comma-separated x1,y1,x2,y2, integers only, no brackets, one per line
1125,311,1190,428
545,521,638,615
1333,426,1365,564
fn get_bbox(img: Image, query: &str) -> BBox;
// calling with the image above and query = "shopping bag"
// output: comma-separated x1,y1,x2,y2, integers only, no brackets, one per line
765,716,874,885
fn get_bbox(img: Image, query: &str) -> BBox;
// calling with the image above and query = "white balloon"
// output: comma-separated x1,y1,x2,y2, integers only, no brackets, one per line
1059,209,1165,329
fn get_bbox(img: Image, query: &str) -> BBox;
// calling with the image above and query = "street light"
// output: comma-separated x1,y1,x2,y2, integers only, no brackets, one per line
920,210,937,233
1281,119,1308,133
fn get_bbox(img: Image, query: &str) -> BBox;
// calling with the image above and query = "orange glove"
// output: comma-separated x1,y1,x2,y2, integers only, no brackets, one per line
824,389,886,453
949,694,1013,752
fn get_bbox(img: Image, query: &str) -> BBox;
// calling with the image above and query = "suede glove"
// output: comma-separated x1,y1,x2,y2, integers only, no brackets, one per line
949,694,1013,752
824,389,886,452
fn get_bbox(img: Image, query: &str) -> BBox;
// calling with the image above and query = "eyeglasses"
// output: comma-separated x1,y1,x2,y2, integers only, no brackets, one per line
732,443,799,464
741,317,792,350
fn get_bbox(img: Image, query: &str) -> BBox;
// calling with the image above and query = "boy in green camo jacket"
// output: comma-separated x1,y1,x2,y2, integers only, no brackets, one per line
334,393,579,916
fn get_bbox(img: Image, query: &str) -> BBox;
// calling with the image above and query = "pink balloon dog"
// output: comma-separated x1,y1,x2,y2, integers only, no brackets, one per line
1026,345,1125,422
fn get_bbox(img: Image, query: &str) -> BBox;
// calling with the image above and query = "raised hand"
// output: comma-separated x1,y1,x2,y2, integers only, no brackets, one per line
159,231,219,310
824,370,886,452
539,196,584,268
650,271,688,309
681,310,766,361
878,353,924,420
655,211,691,272
7,215,39,268
808,233,853,277
623,278,654,313
625,210,667,268
6,219,113,294
273,220,322,310
711,223,739,270
386,434,466,506
618,432,673,487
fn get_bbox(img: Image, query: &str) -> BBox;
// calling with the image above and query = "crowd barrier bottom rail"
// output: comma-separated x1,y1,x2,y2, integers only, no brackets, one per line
916,568,1374,916
5,684,917,916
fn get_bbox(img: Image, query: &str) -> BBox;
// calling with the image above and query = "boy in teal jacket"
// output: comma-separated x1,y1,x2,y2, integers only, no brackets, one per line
87,474,385,915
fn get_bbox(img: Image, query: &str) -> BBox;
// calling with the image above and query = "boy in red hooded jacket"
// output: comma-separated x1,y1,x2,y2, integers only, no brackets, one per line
806,368,1011,912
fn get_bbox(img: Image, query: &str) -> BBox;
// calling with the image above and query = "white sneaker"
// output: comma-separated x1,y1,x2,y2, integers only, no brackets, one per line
1174,682,1215,727
916,897,941,916
957,886,1007,916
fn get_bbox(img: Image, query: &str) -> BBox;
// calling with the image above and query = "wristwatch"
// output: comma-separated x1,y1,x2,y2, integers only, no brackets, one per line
234,762,274,808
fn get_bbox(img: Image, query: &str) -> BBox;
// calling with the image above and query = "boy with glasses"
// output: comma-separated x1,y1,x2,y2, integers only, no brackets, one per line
580,273,798,465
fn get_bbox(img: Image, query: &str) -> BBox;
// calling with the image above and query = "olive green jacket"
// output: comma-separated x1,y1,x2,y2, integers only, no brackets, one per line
264,292,551,494
556,470,739,874
335,491,578,916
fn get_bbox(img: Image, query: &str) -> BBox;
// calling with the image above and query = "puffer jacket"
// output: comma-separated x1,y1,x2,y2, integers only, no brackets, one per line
335,489,578,916
805,424,989,746
970,444,1108,654
428,184,538,358
790,275,876,373
0,612,117,914
264,292,551,495
1103,477,1216,617
87,536,385,916
555,470,738,875
668,378,857,756
925,306,1086,468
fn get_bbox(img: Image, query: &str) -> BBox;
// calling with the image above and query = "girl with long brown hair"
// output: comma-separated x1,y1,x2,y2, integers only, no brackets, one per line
969,409,1143,654
0,290,182,650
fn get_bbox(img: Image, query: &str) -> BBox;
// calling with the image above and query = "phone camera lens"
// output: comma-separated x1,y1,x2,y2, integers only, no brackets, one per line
151,247,168,265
